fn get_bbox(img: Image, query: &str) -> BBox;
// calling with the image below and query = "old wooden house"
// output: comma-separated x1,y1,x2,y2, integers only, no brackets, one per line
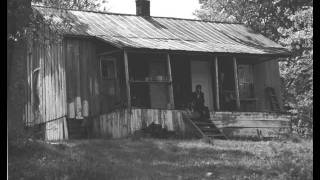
24,1,292,140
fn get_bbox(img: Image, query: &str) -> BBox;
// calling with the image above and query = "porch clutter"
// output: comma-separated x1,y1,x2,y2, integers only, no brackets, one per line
131,122,178,140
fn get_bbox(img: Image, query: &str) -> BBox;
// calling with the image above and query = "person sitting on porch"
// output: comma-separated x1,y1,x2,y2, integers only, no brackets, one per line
191,85,210,119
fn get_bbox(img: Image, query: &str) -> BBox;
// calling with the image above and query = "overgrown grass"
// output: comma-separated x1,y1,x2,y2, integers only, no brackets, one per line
8,138,313,180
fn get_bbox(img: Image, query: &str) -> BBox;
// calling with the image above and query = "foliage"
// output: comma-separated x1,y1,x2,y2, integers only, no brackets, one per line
7,0,105,42
33,0,105,11
7,0,33,42
195,0,313,136
278,7,313,136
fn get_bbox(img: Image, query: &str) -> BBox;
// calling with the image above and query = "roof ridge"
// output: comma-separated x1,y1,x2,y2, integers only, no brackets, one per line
31,4,243,25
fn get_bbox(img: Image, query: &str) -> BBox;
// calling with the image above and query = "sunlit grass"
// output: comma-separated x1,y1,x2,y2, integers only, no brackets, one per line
8,138,313,180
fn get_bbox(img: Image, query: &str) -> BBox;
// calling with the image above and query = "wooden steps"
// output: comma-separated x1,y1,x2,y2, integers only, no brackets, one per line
192,117,227,139
182,111,227,140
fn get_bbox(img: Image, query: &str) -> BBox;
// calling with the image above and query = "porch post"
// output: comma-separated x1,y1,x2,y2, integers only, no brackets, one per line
167,53,175,109
233,56,241,110
214,56,220,110
123,50,131,108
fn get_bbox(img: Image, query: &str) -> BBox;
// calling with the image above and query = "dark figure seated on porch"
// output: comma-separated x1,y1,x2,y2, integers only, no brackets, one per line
191,85,210,119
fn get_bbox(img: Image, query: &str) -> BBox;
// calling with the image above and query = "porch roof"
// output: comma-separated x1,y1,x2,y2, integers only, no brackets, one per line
33,5,290,56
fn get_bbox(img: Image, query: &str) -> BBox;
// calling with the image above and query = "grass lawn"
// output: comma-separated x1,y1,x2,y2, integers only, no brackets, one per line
8,138,313,180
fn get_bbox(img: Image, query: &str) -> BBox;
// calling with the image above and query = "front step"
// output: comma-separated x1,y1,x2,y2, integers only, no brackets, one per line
182,111,227,140
192,117,227,139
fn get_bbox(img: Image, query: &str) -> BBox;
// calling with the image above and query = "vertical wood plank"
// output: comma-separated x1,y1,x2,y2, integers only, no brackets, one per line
60,118,64,140
66,40,75,118
56,43,61,119
26,47,30,125
74,40,82,119
38,41,42,123
80,41,89,117
45,35,50,122
29,46,33,125
87,41,93,116
50,40,54,120
45,30,49,122
44,41,49,122
53,43,58,120
58,41,63,118
40,41,45,123
166,54,175,109
92,43,99,115
49,43,54,121
29,43,34,125
45,122,48,140
40,25,45,123
34,40,39,124
89,41,95,116
214,56,220,110
233,56,240,110
62,40,67,116
63,117,69,140
123,50,131,108
47,42,52,121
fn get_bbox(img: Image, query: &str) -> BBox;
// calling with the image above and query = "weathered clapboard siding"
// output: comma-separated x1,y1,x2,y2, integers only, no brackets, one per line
25,26,67,127
64,38,124,119
92,109,291,139
45,117,68,141
210,111,291,137
93,108,186,138
23,24,68,140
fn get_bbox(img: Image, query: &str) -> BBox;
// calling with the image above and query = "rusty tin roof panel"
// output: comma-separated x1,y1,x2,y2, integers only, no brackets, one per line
33,6,290,55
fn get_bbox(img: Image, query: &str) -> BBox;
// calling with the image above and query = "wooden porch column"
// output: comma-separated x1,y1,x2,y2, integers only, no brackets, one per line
214,56,220,110
167,54,174,109
123,50,131,108
233,56,240,110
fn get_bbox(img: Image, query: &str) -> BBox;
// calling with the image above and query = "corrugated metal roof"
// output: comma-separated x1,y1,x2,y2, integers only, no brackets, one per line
33,5,290,55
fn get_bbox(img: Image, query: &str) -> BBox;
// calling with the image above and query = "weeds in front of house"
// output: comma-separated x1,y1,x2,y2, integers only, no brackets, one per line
8,137,312,180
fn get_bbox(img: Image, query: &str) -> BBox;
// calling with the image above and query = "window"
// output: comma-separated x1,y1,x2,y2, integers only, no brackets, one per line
128,54,170,109
100,58,116,80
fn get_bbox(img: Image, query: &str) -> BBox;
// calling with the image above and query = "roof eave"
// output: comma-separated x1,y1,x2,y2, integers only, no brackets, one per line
123,47,291,57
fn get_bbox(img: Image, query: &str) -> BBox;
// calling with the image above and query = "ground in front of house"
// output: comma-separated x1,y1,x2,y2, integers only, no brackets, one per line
8,138,312,180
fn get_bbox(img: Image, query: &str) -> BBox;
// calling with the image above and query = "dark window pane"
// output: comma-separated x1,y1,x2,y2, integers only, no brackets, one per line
101,60,115,79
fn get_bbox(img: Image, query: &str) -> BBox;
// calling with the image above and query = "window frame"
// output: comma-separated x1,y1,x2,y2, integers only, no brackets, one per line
100,57,117,80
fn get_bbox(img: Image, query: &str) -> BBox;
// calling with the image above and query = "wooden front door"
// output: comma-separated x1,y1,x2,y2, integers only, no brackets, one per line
190,60,214,110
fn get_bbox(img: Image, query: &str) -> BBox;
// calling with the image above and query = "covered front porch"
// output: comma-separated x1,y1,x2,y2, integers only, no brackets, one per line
93,49,290,139
101,49,283,113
